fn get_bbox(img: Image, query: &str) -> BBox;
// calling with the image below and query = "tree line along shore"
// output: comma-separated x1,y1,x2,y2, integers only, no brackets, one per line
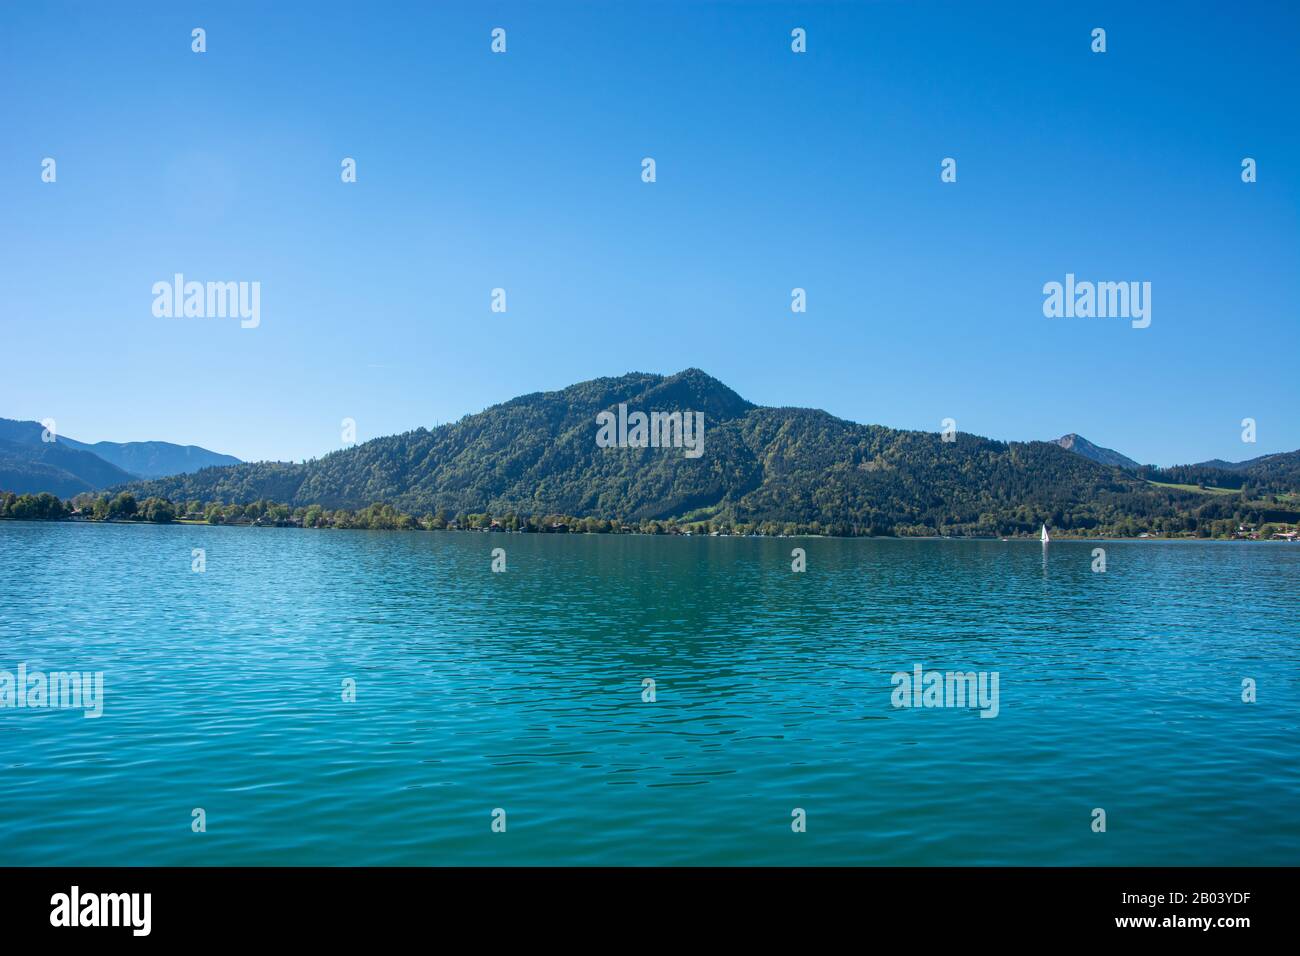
2,490,1298,541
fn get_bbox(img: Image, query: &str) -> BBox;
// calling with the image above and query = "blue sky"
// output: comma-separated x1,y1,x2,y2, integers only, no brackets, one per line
2,1,1296,466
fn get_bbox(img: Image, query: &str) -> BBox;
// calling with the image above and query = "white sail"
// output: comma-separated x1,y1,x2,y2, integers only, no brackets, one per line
1040,524,1050,543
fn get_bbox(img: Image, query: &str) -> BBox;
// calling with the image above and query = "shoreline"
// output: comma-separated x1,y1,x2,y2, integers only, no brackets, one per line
2,516,1293,544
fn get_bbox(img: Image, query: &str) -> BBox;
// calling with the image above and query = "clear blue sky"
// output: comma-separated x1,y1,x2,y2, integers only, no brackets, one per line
2,1,1296,467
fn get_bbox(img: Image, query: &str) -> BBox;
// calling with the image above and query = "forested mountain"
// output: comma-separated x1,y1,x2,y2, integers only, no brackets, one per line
1138,451,1300,494
122,369,1300,537
1200,450,1300,489
0,417,240,488
1050,429,1300,498
0,436,136,496
59,437,240,478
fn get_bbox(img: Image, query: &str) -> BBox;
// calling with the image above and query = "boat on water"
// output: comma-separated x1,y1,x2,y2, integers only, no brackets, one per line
1040,524,1050,544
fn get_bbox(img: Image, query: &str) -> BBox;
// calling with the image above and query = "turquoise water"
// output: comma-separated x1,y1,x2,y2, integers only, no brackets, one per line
0,521,1296,865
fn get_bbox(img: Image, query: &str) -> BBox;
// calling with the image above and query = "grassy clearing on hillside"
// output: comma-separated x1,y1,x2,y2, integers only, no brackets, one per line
1146,480,1239,495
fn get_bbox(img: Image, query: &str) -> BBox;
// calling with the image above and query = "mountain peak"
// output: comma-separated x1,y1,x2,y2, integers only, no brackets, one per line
642,369,755,420
666,367,722,386
1053,434,1140,470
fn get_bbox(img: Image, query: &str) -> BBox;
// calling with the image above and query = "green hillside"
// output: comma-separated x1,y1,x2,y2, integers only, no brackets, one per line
119,369,1299,537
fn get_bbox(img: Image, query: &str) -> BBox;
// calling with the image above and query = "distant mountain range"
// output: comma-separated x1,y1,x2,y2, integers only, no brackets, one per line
0,418,240,495
120,369,1300,536
1049,432,1300,492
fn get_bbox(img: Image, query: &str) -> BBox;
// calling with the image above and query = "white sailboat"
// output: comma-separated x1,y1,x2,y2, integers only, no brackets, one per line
1040,524,1050,544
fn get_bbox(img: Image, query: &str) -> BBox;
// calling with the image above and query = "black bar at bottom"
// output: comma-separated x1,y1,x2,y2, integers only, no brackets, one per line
0,866,1286,941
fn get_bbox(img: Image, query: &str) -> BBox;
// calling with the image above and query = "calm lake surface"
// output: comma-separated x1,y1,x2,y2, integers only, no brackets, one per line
1,521,1296,865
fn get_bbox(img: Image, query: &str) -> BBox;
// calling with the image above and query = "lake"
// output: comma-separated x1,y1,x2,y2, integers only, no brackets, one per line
1,521,1296,865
